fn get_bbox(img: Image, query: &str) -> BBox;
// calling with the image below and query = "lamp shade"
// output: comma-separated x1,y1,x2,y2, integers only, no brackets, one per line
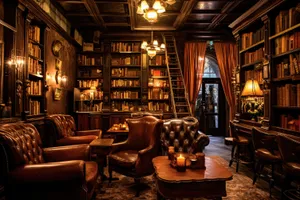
241,80,263,97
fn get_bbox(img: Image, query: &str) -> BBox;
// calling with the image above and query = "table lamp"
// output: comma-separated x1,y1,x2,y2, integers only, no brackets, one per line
241,79,263,121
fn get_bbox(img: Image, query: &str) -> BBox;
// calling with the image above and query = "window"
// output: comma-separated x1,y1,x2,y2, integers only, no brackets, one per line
202,56,220,78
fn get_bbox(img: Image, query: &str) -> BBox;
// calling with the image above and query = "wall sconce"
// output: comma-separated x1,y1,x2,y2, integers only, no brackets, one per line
46,72,68,88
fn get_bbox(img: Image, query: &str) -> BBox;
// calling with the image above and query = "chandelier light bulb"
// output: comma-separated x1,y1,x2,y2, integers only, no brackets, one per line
141,0,149,10
166,0,176,5
137,5,143,14
153,0,162,10
145,9,158,23
141,41,148,49
160,43,165,49
153,40,158,46
147,48,157,59
157,5,166,13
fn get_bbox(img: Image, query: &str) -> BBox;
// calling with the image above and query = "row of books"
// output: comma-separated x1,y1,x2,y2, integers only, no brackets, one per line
150,69,168,76
279,114,300,131
276,84,300,107
82,43,104,52
148,88,169,100
28,25,40,43
78,79,101,88
245,70,263,84
29,80,42,95
28,58,42,75
111,91,139,99
29,100,40,115
241,27,265,50
243,47,264,65
111,101,137,112
77,102,103,112
149,55,166,65
111,68,140,77
111,42,140,52
77,55,103,66
148,102,170,112
148,79,169,88
111,56,141,65
111,79,140,87
275,54,300,78
28,43,41,59
274,4,300,34
274,31,300,55
79,90,103,100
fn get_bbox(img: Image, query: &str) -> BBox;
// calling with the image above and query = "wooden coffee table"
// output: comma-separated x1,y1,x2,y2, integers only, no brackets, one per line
152,156,233,200
106,127,129,143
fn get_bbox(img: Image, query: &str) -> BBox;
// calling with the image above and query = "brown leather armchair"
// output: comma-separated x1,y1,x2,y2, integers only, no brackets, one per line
0,123,98,200
131,111,163,119
47,114,102,146
108,116,163,196
161,117,209,154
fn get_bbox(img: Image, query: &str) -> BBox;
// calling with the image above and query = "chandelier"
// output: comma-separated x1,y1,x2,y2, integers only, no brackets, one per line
141,31,165,59
137,0,176,23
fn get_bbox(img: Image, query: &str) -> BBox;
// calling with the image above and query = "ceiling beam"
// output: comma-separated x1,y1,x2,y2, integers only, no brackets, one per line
134,26,176,31
185,20,211,25
105,23,130,26
83,0,106,28
95,1,128,4
190,10,221,15
128,0,136,31
57,0,128,3
208,0,241,30
66,13,130,17
173,0,198,29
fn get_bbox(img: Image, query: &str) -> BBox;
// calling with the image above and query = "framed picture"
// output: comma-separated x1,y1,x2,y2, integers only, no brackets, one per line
54,87,62,101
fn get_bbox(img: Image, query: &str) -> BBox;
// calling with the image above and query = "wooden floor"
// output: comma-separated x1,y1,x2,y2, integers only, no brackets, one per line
204,136,281,200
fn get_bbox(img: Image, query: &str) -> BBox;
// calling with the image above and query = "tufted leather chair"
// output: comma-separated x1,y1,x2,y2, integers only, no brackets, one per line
0,122,98,200
108,116,163,197
47,114,102,146
160,117,209,154
131,111,163,119
252,127,281,196
277,134,300,194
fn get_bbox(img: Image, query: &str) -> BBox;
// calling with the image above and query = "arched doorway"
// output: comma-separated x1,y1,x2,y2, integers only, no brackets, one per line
195,55,227,136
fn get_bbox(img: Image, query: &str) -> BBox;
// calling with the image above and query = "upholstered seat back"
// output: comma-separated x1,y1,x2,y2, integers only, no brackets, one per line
161,117,201,153
131,112,163,119
0,123,44,169
126,116,163,151
48,114,76,139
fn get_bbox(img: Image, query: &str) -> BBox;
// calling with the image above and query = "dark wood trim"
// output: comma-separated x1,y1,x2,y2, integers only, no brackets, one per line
0,19,17,32
173,0,198,29
83,0,106,28
128,0,135,31
19,0,80,48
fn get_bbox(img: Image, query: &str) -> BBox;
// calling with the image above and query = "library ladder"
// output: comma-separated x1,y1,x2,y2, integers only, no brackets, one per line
162,33,192,118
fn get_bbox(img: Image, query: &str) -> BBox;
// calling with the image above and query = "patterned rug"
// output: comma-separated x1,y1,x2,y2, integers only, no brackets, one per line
95,156,280,200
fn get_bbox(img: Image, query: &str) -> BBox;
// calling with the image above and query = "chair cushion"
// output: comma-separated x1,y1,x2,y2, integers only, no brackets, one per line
255,148,281,162
284,162,300,177
109,150,138,168
85,161,98,193
233,136,249,144
56,135,98,146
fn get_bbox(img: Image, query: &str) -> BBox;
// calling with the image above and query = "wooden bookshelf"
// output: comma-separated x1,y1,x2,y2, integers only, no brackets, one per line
241,59,263,69
239,40,264,54
26,20,46,118
269,23,300,40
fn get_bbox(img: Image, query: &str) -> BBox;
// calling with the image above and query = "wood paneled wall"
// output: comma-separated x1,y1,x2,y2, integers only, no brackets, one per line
45,29,76,114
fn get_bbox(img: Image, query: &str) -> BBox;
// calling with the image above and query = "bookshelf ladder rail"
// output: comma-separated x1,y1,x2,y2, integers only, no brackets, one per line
162,33,192,118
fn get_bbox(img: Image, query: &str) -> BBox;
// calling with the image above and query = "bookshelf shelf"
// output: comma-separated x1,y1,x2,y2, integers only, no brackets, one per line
29,73,43,79
111,51,141,54
148,99,169,101
111,76,140,79
241,60,262,69
151,76,169,79
269,23,300,40
272,77,292,82
111,65,141,68
111,98,139,100
111,86,141,89
272,48,300,59
239,40,264,54
28,54,43,63
273,106,300,110
78,65,103,68
149,65,167,67
76,99,103,102
77,76,102,79
79,51,104,54
28,95,43,98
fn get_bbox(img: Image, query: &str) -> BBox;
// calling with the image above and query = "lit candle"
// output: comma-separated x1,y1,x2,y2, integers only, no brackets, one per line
177,154,185,167
168,146,174,154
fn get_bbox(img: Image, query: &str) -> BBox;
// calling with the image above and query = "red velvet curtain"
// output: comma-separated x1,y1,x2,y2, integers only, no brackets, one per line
184,42,207,113
214,42,237,122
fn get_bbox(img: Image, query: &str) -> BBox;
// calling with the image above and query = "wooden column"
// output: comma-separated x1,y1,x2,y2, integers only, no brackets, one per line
233,34,241,123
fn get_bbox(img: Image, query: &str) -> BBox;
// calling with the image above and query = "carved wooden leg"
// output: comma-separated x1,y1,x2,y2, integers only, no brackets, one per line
229,144,236,167
108,167,113,183
134,178,141,197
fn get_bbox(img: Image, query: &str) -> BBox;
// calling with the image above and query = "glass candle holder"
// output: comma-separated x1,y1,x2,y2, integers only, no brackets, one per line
176,154,186,172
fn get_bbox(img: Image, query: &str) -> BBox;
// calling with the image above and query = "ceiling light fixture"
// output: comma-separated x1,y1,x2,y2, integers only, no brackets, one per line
141,31,165,59
136,0,176,23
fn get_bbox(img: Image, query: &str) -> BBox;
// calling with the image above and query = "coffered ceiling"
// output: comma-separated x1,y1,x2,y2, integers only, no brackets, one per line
53,0,259,40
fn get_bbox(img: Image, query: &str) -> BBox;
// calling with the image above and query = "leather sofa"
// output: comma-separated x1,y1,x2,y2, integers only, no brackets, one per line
108,116,163,196
47,114,102,146
161,116,209,154
0,122,98,200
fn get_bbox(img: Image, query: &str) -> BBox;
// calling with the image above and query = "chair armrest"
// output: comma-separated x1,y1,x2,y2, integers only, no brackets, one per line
193,131,210,153
9,160,85,183
135,145,157,175
76,129,102,137
110,140,128,154
43,144,90,162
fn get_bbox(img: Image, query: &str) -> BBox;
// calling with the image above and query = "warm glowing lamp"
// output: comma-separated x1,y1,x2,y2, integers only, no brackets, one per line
147,48,157,59
137,5,143,14
241,79,263,121
145,9,158,23
157,5,166,13
153,40,158,46
153,0,162,10
141,0,149,10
